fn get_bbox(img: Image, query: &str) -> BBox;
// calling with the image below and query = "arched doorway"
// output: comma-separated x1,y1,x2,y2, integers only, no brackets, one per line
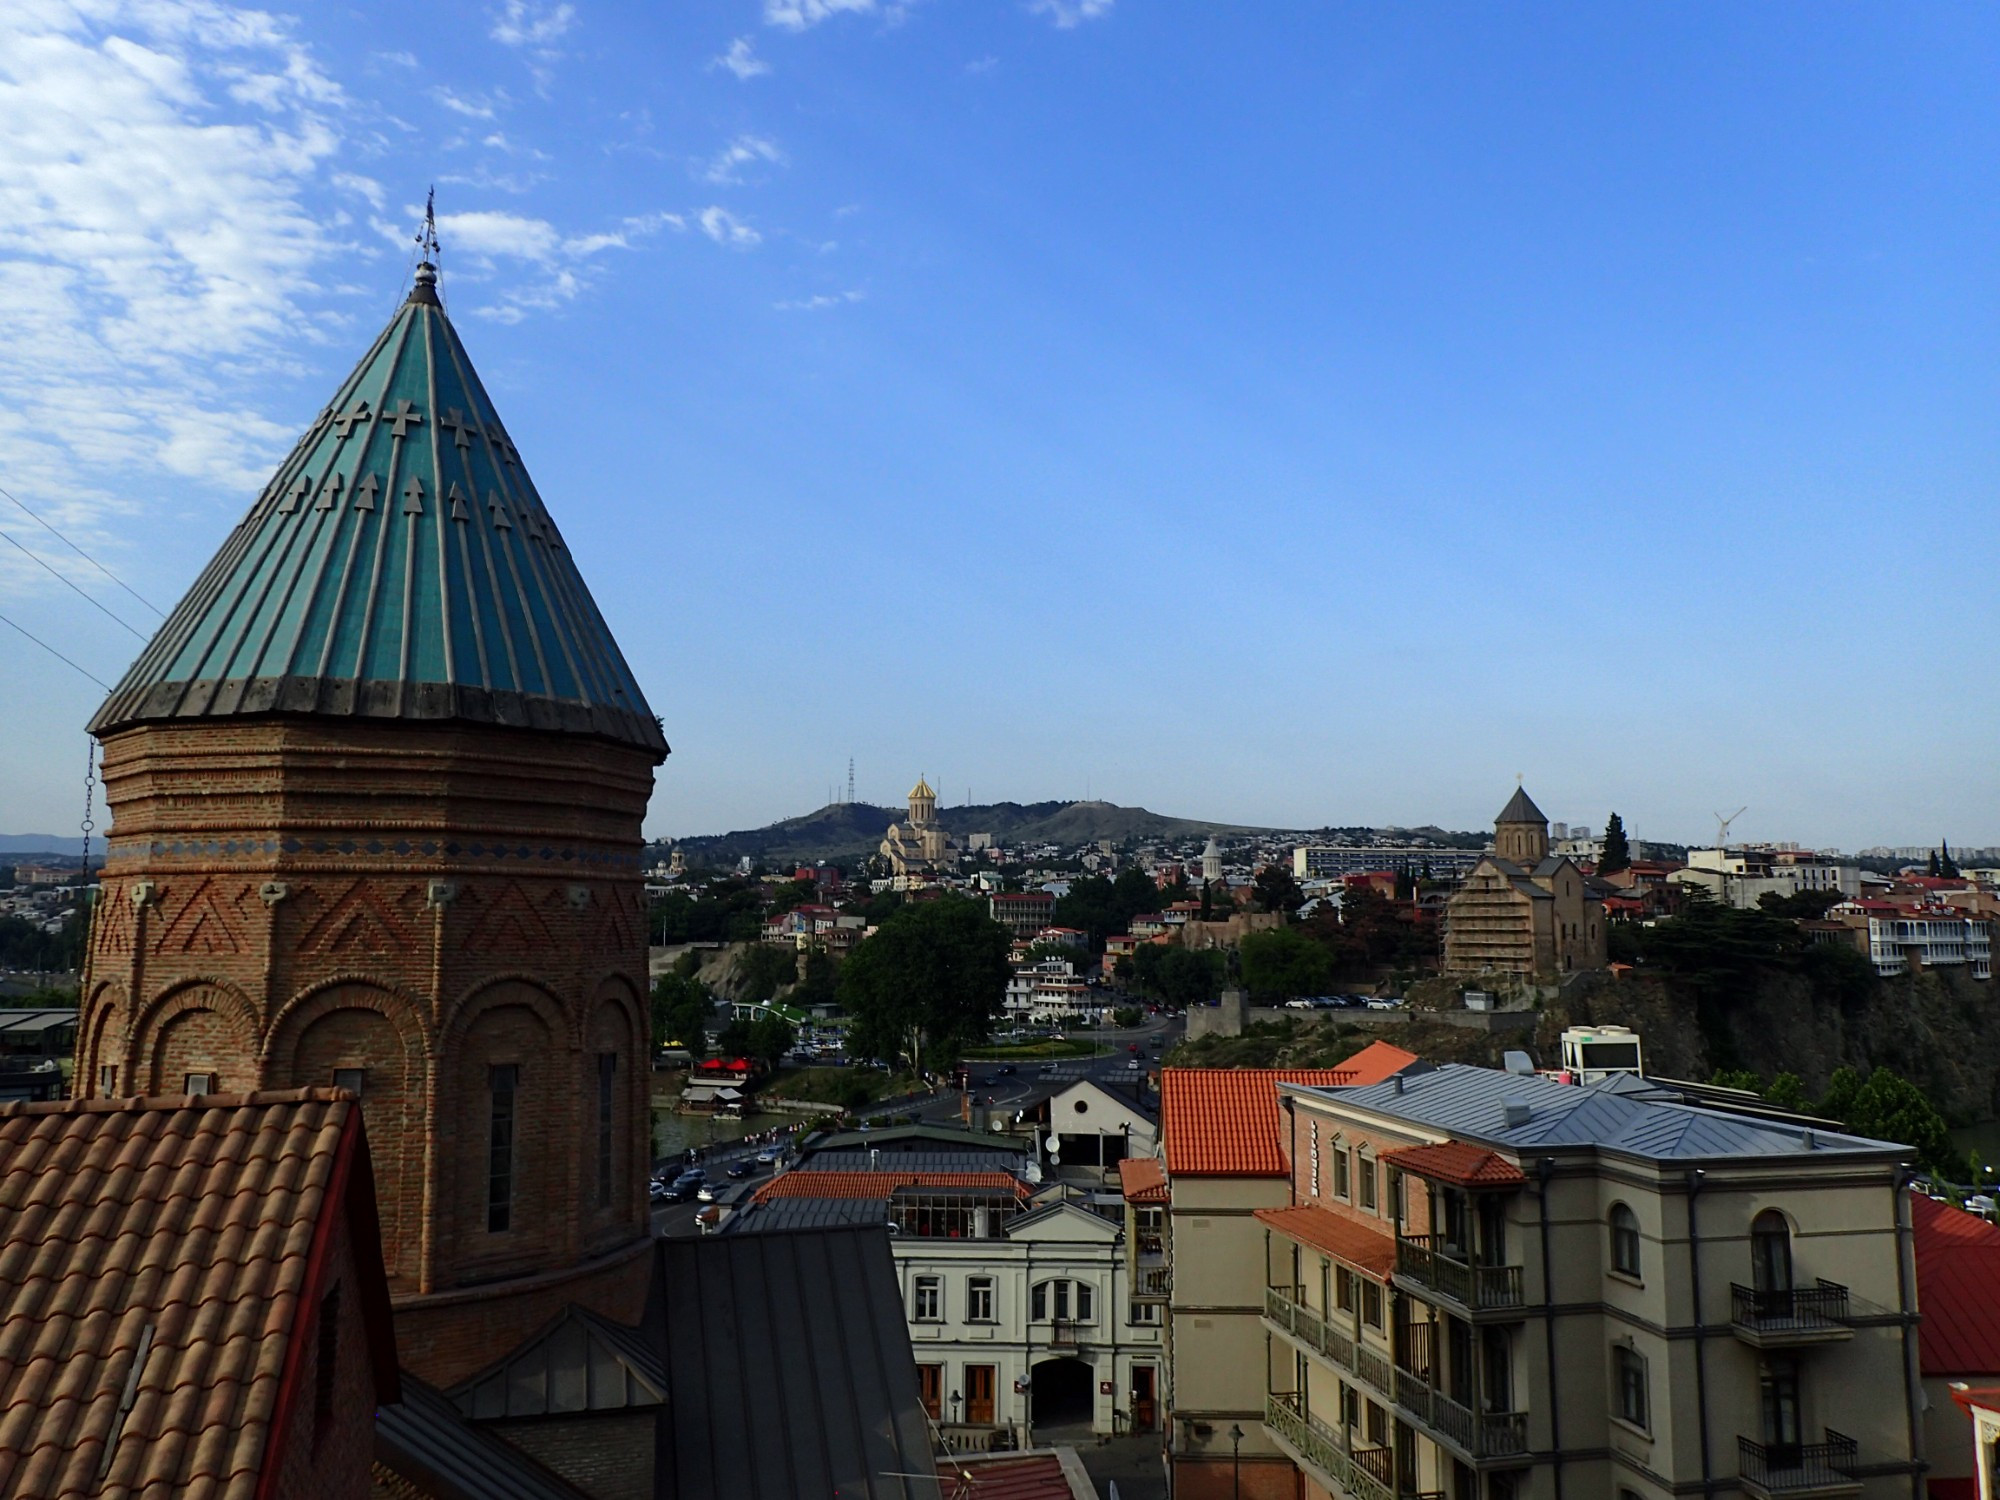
1031,1357,1094,1429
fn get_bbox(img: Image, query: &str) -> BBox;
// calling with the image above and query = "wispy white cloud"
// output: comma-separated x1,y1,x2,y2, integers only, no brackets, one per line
965,54,999,74
333,171,385,209
774,289,864,311
764,0,885,32
490,1,576,48
437,207,689,322
433,84,498,119
700,134,784,186
711,36,770,79
0,0,348,564
698,206,762,249
373,50,418,68
1028,0,1112,26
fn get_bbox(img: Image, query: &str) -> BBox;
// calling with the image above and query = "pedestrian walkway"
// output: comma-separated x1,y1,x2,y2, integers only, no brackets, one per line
1027,1424,1167,1500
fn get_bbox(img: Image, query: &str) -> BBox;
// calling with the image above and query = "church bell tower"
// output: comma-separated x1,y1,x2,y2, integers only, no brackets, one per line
78,253,668,1384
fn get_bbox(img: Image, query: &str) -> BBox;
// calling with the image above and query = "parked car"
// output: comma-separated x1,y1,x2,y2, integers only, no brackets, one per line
754,1147,781,1166
1365,997,1403,1011
1284,998,1317,1011
660,1180,697,1203
696,1184,718,1202
726,1161,753,1179
648,1180,670,1203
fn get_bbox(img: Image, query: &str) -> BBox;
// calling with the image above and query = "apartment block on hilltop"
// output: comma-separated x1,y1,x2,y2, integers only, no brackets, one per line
1256,1064,1921,1500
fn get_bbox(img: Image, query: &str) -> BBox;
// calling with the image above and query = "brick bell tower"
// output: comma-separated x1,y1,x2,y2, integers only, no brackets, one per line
77,254,669,1384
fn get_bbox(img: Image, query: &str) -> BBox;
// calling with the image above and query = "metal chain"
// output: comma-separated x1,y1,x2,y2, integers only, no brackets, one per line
80,737,96,879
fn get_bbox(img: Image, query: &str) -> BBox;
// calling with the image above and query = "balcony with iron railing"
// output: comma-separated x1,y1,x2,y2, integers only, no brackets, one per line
1133,1264,1170,1299
1264,1288,1528,1462
1263,1393,1394,1500
1737,1430,1862,1498
1395,1235,1525,1314
1048,1319,1078,1349
1729,1281,1856,1348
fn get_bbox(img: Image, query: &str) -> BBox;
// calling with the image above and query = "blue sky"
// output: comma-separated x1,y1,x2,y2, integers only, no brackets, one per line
1,0,1996,850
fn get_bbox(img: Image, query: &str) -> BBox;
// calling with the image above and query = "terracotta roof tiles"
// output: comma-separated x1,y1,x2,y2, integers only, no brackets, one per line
0,1089,395,1500
1379,1140,1526,1188
1254,1205,1398,1279
1161,1047,1419,1178
1117,1156,1168,1204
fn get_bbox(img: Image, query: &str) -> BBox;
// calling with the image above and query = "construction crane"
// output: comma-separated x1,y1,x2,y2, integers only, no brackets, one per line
1714,806,1747,848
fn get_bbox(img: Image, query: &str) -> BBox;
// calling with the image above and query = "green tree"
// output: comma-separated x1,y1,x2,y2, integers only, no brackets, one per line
650,972,712,1055
1940,842,1961,879
725,1013,796,1067
1756,888,1844,921
793,943,839,1010
1763,1073,1808,1112
1600,813,1631,875
837,896,1011,1072
1238,927,1334,1001
1709,1068,1764,1093
736,943,799,1005
1130,944,1224,1007
1253,865,1306,918
1824,1067,1963,1180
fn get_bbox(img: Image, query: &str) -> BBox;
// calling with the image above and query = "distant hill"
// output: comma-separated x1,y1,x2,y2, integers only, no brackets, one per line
662,799,1275,869
0,836,87,857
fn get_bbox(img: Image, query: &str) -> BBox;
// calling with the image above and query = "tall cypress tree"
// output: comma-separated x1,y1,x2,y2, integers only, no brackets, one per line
1599,813,1631,875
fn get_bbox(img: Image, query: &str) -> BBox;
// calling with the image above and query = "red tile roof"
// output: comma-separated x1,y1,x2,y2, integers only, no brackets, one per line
752,1171,1029,1202
1117,1156,1169,1204
1914,1194,2000,1375
1162,1069,1356,1177
955,1452,1087,1498
1255,1204,1397,1279
0,1089,398,1499
1381,1140,1526,1188
1335,1040,1421,1087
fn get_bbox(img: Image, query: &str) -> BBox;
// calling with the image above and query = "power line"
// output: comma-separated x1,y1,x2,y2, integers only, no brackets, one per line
0,527,149,641
0,608,113,691
0,483,165,619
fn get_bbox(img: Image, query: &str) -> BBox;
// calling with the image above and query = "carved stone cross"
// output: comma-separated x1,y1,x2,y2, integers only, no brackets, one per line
486,421,519,468
384,400,424,438
439,407,478,451
332,401,372,438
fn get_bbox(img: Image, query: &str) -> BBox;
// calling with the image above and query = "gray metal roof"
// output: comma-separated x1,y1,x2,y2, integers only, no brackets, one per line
1304,1064,1909,1162
447,1304,663,1420
809,1123,1024,1155
375,1374,591,1500
0,1010,78,1034
1496,786,1546,825
653,1226,937,1500
803,1149,1022,1173
727,1198,893,1233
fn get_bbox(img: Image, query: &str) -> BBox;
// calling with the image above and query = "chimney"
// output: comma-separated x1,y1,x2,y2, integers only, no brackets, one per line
1502,1098,1532,1129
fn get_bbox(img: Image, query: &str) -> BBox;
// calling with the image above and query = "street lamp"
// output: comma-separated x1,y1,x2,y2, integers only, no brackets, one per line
951,1391,962,1426
1229,1422,1244,1500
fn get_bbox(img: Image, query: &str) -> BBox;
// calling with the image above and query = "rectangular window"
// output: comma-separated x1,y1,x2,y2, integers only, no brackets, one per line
1336,1268,1355,1313
98,1065,116,1096
1365,1399,1387,1447
1359,1155,1378,1211
184,1072,214,1096
1339,1383,1359,1430
1334,1146,1350,1199
332,1068,366,1096
1053,1281,1071,1321
913,1275,941,1321
313,1284,341,1431
1032,1282,1047,1321
1362,1279,1384,1330
1076,1282,1094,1323
918,1363,943,1420
1615,1345,1649,1429
596,1051,616,1209
487,1064,518,1233
1129,1300,1161,1325
967,1275,995,1322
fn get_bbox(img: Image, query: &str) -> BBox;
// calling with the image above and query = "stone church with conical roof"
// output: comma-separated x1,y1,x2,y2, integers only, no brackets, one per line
1442,785,1607,980
78,256,667,1385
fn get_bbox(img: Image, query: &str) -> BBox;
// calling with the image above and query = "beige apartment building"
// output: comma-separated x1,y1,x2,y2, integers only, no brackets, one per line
1253,1064,1924,1500
1444,787,1607,979
1156,1047,1419,1500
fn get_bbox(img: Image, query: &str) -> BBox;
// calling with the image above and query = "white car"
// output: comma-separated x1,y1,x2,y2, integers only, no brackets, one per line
1365,998,1403,1011
1284,998,1316,1011
696,1183,718,1202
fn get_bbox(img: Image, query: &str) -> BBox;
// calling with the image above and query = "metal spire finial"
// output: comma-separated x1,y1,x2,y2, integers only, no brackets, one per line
410,186,441,304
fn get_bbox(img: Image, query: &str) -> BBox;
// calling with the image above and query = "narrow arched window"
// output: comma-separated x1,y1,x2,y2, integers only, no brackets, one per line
1610,1204,1641,1277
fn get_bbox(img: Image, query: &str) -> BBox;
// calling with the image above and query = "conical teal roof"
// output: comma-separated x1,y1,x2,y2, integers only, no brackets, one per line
91,264,667,759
